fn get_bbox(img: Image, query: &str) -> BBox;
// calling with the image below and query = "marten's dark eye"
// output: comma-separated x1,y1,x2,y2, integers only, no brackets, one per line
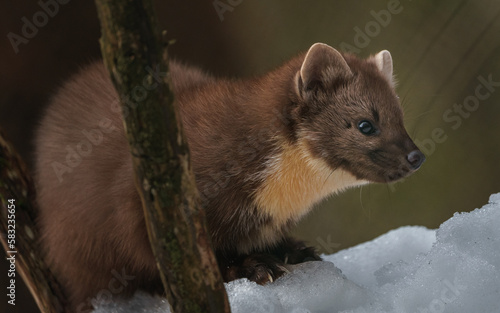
358,120,377,135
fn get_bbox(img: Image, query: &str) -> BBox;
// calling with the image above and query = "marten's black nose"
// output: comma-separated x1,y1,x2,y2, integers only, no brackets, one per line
407,150,425,170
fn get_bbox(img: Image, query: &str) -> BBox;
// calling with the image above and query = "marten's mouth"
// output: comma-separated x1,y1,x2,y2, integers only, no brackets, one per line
367,149,425,183
338,159,413,184
359,166,418,183
379,168,414,182
340,149,425,183
325,145,425,184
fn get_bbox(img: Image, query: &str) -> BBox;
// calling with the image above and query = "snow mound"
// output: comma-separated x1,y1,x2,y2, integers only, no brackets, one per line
94,193,500,313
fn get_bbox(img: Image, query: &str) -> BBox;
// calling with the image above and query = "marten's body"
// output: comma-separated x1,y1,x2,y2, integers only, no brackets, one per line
35,43,424,311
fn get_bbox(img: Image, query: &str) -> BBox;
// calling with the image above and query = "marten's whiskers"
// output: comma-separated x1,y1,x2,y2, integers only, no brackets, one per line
322,169,335,190
359,185,370,220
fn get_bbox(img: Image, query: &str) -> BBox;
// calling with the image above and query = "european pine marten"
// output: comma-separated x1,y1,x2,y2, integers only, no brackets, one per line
35,43,424,311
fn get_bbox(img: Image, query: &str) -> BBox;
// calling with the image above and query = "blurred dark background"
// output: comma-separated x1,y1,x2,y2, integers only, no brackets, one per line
1,1,499,312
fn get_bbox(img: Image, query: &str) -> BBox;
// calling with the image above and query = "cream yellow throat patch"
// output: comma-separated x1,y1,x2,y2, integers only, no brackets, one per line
254,140,366,227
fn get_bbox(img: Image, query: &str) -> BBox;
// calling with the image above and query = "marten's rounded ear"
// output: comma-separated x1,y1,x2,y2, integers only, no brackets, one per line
373,50,395,87
296,43,352,96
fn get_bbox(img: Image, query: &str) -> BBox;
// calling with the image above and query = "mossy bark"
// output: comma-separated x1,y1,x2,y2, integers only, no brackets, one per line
94,1,231,313
0,130,66,313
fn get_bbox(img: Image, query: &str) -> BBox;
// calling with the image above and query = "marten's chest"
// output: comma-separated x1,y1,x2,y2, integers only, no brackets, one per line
235,141,364,254
253,141,365,228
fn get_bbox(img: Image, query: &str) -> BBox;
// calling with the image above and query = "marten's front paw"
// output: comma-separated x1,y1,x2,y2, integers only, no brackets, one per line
283,244,322,264
223,253,288,285
273,237,322,264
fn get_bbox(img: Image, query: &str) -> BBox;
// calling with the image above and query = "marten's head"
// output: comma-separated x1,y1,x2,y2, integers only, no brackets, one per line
293,43,424,183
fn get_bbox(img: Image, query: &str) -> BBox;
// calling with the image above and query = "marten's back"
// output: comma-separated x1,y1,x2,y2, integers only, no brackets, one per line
35,61,214,309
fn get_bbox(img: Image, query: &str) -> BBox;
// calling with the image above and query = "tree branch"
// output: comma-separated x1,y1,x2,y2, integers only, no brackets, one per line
94,1,231,312
0,130,66,313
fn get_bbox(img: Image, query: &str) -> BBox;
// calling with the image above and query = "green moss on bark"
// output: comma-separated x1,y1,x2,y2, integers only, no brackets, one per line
94,1,231,312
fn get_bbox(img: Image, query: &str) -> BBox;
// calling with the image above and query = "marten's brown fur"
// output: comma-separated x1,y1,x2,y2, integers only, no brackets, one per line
35,43,424,311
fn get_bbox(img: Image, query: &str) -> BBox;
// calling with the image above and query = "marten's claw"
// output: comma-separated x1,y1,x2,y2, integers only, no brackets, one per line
221,253,287,285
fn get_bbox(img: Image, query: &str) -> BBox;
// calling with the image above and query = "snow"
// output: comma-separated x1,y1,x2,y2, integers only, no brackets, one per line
93,193,500,313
